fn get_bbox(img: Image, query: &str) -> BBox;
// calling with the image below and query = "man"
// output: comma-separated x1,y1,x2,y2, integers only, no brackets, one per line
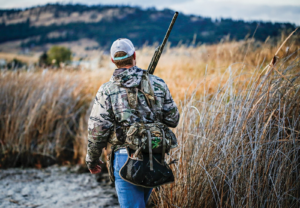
86,38,180,208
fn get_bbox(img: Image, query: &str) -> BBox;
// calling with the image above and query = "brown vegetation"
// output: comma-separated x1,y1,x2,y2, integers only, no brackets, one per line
152,46,300,207
0,52,38,63
0,37,300,206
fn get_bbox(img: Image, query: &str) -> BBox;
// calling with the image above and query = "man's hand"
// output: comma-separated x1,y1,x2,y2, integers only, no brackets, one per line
89,160,104,174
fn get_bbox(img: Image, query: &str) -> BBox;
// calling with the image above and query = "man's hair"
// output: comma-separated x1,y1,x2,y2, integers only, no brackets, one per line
114,51,134,68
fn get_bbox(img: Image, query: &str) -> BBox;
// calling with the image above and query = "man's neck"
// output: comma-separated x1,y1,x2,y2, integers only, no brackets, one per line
121,65,134,69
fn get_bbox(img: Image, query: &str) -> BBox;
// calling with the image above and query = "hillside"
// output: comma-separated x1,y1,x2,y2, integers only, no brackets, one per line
0,3,296,52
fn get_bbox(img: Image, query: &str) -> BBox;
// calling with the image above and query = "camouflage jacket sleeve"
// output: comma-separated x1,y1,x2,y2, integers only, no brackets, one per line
86,84,114,170
162,83,180,128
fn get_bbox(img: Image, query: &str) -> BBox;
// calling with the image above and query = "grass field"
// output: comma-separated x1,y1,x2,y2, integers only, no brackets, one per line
0,52,39,63
1,35,300,207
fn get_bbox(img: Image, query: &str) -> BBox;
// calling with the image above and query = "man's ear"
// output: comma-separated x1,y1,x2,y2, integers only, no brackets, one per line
111,57,115,63
133,52,136,60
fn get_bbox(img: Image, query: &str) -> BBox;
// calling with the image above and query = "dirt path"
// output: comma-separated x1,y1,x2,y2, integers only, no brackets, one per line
0,165,119,208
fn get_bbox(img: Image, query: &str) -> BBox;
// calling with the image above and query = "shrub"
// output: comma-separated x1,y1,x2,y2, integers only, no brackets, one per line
47,45,72,67
38,51,49,66
6,58,27,70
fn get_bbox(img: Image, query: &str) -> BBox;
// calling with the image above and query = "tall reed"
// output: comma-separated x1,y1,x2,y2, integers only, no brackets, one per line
1,71,93,166
151,46,300,207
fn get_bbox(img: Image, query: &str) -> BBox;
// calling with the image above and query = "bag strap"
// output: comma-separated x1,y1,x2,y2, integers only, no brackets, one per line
124,70,159,122
141,71,159,121
161,129,166,163
123,71,166,169
145,125,154,171
126,87,138,109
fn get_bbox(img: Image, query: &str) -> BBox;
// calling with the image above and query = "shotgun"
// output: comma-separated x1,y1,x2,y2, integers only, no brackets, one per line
147,12,178,74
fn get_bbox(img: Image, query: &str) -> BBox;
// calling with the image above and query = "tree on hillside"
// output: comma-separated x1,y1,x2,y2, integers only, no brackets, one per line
47,46,72,67
38,51,49,66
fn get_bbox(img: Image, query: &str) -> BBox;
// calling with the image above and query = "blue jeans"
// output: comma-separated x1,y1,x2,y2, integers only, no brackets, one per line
114,148,153,208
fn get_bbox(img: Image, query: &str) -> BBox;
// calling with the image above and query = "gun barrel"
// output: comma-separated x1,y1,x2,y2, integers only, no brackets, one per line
147,12,178,74
161,12,178,51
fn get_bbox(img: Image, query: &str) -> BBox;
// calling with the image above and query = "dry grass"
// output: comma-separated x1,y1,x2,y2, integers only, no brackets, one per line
151,40,300,207
0,70,111,167
1,37,300,206
0,52,38,64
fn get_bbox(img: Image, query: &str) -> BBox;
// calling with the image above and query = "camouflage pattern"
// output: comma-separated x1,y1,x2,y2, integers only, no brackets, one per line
86,66,180,169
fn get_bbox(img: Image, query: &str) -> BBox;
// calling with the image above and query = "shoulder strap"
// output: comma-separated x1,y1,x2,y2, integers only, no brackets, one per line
140,71,155,100
140,71,159,121
126,88,138,109
121,71,159,122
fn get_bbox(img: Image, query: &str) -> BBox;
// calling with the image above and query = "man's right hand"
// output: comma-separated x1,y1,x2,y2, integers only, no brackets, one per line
88,160,104,174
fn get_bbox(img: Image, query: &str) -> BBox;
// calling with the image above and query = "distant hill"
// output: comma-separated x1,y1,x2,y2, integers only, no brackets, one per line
0,3,296,50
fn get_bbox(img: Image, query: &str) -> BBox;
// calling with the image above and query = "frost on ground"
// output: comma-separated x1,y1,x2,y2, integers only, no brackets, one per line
0,165,119,208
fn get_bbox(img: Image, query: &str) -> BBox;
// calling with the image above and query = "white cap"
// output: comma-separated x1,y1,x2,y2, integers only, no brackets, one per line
110,38,135,61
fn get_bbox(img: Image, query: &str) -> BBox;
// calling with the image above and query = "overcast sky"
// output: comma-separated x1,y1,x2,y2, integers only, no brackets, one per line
1,0,299,25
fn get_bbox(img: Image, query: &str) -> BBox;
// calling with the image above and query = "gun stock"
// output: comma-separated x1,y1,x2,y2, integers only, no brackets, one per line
147,12,178,74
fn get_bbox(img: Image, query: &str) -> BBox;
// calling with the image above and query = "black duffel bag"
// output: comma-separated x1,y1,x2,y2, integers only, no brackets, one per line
119,147,174,188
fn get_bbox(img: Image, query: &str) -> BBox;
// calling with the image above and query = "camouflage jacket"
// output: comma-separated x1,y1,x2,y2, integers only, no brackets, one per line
86,66,180,169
